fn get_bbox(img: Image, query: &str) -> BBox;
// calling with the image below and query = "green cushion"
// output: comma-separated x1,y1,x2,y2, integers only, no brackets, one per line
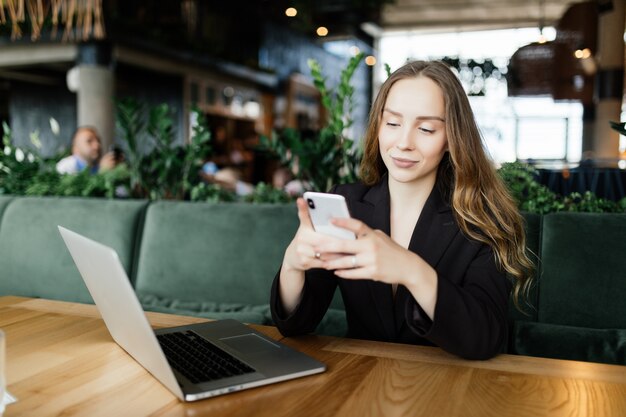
508,212,541,323
0,197,148,303
511,320,626,365
0,196,13,222
134,201,298,307
539,213,626,328
138,293,347,333
138,293,270,324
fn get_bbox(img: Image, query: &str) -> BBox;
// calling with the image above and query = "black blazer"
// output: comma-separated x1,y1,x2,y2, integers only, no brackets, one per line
270,178,512,360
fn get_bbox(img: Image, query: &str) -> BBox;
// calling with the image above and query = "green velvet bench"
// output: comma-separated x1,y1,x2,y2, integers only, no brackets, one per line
509,212,626,365
0,196,624,365
132,200,346,335
0,196,147,304
0,196,344,336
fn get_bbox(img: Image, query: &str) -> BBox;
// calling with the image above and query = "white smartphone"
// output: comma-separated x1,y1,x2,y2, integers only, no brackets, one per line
303,192,356,240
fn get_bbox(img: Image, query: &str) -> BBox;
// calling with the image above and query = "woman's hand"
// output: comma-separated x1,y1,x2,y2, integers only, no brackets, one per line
316,216,438,319
316,217,424,287
279,197,342,314
281,202,438,318
282,198,339,273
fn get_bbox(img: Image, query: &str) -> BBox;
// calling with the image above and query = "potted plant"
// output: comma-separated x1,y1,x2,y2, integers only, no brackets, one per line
260,53,365,193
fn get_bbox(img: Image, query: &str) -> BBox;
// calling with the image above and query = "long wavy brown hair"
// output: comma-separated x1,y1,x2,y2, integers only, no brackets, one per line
360,60,533,309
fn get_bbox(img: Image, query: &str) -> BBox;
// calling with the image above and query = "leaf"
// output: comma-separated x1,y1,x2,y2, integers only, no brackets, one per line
609,121,626,135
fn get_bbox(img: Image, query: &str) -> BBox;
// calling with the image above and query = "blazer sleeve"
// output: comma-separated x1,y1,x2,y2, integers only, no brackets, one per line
405,243,512,360
270,183,344,336
270,267,338,336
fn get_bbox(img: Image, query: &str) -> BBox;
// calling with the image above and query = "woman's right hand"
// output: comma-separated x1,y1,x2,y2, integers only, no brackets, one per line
279,197,332,314
282,198,329,272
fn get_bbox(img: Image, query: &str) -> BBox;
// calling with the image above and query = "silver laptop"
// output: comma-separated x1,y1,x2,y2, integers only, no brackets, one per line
58,225,325,402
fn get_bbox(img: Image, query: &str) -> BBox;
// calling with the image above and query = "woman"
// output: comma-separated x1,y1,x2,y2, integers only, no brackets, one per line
270,60,532,360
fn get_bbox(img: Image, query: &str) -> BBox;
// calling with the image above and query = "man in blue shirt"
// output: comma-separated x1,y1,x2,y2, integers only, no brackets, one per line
56,126,116,174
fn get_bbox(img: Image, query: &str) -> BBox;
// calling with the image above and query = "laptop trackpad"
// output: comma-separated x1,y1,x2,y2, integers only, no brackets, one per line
220,333,280,355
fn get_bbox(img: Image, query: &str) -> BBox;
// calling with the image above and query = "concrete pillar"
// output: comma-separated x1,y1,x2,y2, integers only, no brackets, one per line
66,42,115,151
592,0,625,161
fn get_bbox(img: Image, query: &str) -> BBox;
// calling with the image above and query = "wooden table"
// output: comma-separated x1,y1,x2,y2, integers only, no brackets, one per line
2,296,626,417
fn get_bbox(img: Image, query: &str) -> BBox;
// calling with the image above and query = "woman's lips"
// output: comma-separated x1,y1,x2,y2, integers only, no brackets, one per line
391,156,418,168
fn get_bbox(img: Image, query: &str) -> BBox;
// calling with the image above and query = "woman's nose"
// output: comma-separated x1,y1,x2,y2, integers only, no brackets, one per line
395,128,414,150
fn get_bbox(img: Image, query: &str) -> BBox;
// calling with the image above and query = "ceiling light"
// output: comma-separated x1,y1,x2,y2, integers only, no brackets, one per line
316,26,328,37
574,49,592,59
285,8,297,17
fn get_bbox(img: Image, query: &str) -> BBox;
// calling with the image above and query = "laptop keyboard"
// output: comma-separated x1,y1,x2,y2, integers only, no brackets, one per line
157,330,255,384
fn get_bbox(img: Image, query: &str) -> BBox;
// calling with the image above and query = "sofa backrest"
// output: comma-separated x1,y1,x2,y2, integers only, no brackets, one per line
133,201,299,307
0,196,13,222
538,212,626,329
0,196,148,303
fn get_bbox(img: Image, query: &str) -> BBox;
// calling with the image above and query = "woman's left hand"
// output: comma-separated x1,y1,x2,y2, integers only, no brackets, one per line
316,217,420,286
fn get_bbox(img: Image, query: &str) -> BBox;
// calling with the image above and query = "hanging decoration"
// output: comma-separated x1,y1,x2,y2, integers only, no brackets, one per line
0,0,104,41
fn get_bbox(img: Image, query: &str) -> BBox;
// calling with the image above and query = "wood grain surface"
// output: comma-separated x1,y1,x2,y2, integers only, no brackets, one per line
1,296,625,417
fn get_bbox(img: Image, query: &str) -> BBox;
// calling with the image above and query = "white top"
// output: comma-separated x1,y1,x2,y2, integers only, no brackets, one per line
56,155,95,174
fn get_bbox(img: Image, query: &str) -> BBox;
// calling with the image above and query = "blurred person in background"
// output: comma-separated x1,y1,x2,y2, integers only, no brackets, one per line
56,126,118,174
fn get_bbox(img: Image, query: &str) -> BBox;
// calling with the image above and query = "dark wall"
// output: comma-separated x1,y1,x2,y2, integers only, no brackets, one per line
260,23,372,142
0,80,10,140
115,64,185,153
9,81,77,158
6,64,184,159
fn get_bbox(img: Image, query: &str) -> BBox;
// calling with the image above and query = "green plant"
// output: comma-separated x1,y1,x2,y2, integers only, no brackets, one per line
115,97,146,194
384,63,392,78
22,171,61,196
0,122,130,198
3,97,212,201
609,121,625,136
115,99,212,200
245,182,293,204
563,191,621,213
189,182,237,203
30,166,129,198
498,161,626,214
0,122,50,195
260,53,365,192
498,162,564,214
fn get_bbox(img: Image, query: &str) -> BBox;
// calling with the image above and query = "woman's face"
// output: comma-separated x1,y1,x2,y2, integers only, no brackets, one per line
378,76,448,188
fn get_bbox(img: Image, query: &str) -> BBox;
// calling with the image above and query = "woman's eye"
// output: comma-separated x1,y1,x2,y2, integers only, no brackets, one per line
386,122,400,127
419,127,435,134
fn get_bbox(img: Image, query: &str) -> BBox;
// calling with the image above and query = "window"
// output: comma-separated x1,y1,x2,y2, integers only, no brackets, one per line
379,27,583,164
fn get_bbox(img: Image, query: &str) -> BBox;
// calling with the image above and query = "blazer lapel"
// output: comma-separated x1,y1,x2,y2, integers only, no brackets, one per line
352,180,396,340
408,184,458,267
395,183,459,333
